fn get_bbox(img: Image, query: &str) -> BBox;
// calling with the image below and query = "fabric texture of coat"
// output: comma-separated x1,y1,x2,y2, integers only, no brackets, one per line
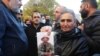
54,28,88,56
0,1,28,56
25,23,45,56
82,10,100,55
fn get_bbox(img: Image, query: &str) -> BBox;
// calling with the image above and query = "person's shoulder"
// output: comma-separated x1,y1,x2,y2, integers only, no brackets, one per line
94,15,100,20
75,28,87,40
74,29,88,46
0,3,7,20
0,6,4,13
0,2,10,18
92,14,100,24
91,10,100,20
0,2,6,11
24,24,32,30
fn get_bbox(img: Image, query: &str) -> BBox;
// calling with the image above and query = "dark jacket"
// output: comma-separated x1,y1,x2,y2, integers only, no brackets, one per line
0,2,28,56
52,20,60,31
45,19,52,26
54,28,88,56
82,10,100,55
25,23,45,56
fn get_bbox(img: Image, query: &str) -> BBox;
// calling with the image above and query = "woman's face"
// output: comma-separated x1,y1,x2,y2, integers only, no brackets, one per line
60,13,75,32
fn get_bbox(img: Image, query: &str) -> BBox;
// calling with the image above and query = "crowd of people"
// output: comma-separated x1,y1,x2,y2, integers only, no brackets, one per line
0,0,100,56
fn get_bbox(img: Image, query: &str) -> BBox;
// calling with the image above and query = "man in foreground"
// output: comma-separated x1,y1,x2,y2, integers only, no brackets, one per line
0,0,28,56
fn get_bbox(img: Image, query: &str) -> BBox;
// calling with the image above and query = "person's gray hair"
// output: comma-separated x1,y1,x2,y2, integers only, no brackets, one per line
55,6,70,14
62,8,75,17
55,6,77,22
60,8,77,22
55,6,76,18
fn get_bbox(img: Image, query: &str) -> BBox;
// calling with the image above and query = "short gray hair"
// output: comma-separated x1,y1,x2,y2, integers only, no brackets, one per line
62,8,75,18
55,6,69,14
60,9,77,22
55,6,76,18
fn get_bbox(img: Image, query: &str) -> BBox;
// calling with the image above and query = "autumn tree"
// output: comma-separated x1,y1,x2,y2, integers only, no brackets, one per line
23,0,59,20
98,0,100,9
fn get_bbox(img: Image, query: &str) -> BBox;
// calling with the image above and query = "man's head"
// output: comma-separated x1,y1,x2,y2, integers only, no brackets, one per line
2,0,22,13
25,19,31,25
60,11,76,32
31,11,41,25
54,6,68,20
45,15,50,20
80,0,98,18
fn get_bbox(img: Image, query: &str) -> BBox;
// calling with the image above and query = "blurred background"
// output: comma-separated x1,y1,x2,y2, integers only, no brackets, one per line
21,0,100,22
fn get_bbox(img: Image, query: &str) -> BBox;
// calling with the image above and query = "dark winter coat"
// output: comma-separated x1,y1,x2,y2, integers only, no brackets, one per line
54,28,88,56
82,10,100,55
25,23,45,56
0,1,28,56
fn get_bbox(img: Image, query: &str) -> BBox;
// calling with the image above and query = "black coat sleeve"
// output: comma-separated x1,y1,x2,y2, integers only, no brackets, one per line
86,19,100,52
83,16,100,54
75,37,89,56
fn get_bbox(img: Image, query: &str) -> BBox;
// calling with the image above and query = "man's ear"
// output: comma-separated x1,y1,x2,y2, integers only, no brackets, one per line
85,3,90,10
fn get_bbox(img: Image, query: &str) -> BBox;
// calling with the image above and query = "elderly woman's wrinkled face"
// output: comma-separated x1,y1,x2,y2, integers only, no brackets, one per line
60,13,76,32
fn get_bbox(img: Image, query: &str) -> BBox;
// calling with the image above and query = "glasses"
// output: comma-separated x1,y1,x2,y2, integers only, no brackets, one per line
60,19,72,22
33,16,40,18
